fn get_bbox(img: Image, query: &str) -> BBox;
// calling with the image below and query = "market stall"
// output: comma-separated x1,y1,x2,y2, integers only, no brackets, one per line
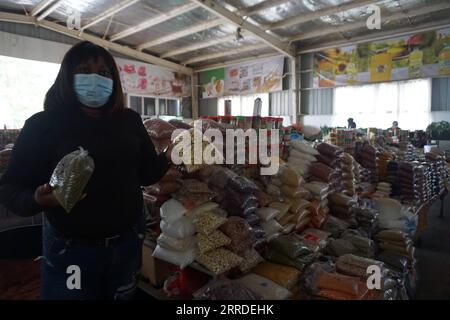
136,116,449,300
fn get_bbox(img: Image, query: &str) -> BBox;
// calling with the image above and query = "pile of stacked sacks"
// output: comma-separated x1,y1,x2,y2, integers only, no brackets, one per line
201,166,267,252
355,142,379,183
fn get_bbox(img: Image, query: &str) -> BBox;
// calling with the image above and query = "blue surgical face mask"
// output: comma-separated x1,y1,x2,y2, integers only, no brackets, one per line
74,73,113,108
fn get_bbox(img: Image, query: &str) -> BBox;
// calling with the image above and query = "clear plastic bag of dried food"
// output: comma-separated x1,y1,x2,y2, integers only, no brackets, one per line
269,235,312,259
220,217,256,254
227,176,259,194
193,279,263,300
49,147,95,213
194,212,227,235
196,248,243,275
197,230,231,254
239,248,264,273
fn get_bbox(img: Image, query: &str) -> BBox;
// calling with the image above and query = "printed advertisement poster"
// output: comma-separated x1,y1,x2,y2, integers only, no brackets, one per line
224,56,284,95
200,68,225,98
314,28,450,88
116,58,191,97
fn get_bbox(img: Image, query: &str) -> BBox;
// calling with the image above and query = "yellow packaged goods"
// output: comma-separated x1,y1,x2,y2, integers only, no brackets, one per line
278,213,294,226
269,202,291,216
252,262,301,290
262,219,283,240
281,223,296,234
290,140,319,156
281,185,303,198
197,230,232,254
286,198,310,214
266,185,282,197
196,248,243,275
290,149,317,162
194,212,227,235
304,182,329,197
256,207,280,222
329,193,355,207
281,168,304,187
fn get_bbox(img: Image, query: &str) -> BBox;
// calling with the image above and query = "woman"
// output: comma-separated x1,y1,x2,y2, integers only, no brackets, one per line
0,41,171,299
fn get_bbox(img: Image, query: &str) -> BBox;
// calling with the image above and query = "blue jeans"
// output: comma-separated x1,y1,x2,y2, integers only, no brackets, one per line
41,217,145,300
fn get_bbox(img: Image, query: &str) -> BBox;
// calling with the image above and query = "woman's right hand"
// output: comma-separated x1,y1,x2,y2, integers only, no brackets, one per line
34,184,60,207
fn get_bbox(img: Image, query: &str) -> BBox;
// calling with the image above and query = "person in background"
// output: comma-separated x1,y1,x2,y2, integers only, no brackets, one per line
347,118,357,129
0,41,172,300
390,121,401,136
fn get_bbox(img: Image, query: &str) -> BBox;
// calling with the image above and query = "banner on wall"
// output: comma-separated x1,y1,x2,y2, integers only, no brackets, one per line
314,28,450,88
200,68,225,98
116,58,191,97
225,56,284,95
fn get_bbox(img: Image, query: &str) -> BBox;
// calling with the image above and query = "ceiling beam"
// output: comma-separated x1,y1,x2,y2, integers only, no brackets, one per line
36,0,63,21
290,2,450,43
298,19,450,54
239,0,287,17
0,12,193,75
182,43,269,65
268,0,378,30
191,0,294,58
195,52,281,72
81,0,140,32
137,18,224,50
31,0,55,17
109,2,198,42
160,34,238,58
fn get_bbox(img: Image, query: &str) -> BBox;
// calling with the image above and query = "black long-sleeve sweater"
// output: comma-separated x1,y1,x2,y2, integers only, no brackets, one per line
0,108,169,239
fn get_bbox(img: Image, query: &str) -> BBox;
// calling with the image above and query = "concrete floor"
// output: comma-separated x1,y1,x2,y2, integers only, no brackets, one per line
415,194,450,300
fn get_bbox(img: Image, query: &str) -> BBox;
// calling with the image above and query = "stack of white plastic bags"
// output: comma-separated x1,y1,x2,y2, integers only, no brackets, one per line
374,182,392,198
153,199,197,268
287,140,319,178
374,198,417,235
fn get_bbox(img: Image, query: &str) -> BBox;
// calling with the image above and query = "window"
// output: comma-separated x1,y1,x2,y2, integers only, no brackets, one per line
333,79,431,130
0,55,60,129
127,95,181,118
218,93,269,116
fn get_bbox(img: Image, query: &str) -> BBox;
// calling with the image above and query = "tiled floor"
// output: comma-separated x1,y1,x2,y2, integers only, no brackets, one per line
415,195,450,299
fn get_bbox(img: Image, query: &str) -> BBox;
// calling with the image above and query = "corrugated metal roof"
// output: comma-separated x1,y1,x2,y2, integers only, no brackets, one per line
1,0,449,70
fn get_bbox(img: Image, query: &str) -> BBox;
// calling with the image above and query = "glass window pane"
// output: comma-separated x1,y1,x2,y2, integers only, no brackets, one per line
129,96,141,114
143,97,156,116
167,99,180,116
159,99,167,115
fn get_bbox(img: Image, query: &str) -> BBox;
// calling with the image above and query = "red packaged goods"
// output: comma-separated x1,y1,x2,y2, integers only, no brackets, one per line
316,154,339,168
317,143,343,158
309,162,334,182
143,118,176,139
168,119,192,130
161,167,183,182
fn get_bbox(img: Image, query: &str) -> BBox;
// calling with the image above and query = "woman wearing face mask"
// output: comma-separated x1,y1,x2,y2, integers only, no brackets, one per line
0,41,171,299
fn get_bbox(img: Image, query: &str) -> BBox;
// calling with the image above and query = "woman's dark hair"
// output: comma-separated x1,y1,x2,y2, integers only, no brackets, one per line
44,41,124,113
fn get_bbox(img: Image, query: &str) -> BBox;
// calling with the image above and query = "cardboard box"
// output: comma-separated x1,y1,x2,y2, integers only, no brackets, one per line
141,244,173,287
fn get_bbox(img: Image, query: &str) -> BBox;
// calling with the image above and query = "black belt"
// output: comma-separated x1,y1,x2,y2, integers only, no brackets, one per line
69,233,134,247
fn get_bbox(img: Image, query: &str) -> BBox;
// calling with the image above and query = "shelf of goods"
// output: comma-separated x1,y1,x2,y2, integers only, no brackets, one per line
138,118,448,300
